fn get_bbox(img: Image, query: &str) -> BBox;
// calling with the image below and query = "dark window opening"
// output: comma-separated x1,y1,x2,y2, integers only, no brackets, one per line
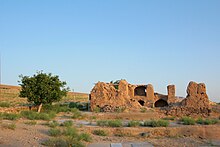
155,99,168,107
134,86,146,96
138,100,145,106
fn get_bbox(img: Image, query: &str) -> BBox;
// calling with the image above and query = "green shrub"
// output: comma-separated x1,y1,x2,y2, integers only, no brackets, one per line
78,133,92,142
0,102,10,107
63,127,78,137
162,116,175,120
96,120,123,127
1,123,16,130
24,121,37,125
43,104,72,113
61,120,73,127
108,120,123,127
48,128,62,137
93,107,101,113
144,119,169,127
181,117,195,125
48,120,59,128
93,130,108,136
96,120,109,126
140,107,147,113
127,120,141,127
0,113,20,120
113,128,132,137
69,108,85,119
20,111,55,120
114,107,126,113
42,138,69,147
69,102,89,111
196,118,219,125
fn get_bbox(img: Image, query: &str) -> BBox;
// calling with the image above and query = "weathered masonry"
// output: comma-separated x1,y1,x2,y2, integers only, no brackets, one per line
90,80,211,116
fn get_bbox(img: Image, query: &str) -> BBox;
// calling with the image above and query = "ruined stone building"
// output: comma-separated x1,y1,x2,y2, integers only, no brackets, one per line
90,80,211,116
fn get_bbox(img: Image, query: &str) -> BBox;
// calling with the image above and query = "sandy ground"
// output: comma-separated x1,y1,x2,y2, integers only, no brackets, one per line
1,115,220,147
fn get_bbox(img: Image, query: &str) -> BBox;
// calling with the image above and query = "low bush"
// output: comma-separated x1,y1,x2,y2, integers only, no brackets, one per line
0,102,10,107
140,107,147,113
108,120,123,127
20,111,56,120
71,108,84,119
96,120,123,127
63,127,78,137
2,123,16,130
181,117,195,125
42,104,69,113
24,121,37,125
114,129,132,137
127,120,141,127
48,128,62,137
144,119,169,127
162,116,175,120
114,107,126,113
93,129,108,136
93,107,101,113
42,138,68,147
69,102,89,111
61,120,73,127
196,118,219,125
42,137,85,147
96,120,109,126
78,133,92,142
0,113,20,120
48,120,59,128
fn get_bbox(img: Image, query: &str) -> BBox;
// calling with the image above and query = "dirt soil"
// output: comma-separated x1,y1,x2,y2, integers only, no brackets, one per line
1,112,220,147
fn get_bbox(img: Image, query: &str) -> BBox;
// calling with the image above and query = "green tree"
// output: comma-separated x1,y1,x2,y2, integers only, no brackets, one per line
19,71,69,112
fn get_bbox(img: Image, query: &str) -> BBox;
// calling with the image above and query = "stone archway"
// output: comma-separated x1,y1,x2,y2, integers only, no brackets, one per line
155,99,168,107
134,86,146,96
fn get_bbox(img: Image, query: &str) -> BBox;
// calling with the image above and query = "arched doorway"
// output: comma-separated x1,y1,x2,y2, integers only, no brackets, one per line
134,86,146,96
155,99,168,107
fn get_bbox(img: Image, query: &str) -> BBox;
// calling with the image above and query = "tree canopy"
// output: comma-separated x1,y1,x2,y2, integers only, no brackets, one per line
19,71,69,112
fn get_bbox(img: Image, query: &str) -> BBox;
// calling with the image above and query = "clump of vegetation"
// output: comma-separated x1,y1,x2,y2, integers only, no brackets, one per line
114,107,126,113
48,128,62,137
144,119,169,127
96,120,109,126
108,120,123,127
140,107,147,113
42,104,70,113
61,120,73,127
71,108,84,119
20,110,55,120
181,117,195,125
114,129,132,137
63,127,78,137
93,107,101,113
162,116,175,121
24,121,37,125
0,113,20,120
69,102,89,111
196,118,219,125
127,120,141,127
0,102,10,107
48,120,59,128
96,120,123,127
42,138,69,147
2,123,16,130
78,133,92,142
93,129,108,136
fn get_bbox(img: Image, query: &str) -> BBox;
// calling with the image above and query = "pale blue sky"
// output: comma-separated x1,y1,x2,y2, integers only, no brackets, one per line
0,0,220,102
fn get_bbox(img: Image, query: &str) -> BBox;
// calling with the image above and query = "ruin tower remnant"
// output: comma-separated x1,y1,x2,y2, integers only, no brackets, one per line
167,85,176,103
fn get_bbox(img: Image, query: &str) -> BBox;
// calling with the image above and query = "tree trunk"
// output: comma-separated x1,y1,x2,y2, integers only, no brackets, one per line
37,103,43,113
